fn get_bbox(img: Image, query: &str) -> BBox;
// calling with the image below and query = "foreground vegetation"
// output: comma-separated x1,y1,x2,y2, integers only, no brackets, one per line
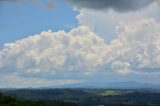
1,88,160,106
0,92,76,106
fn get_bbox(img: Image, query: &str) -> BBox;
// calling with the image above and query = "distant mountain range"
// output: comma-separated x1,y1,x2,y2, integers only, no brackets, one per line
48,81,160,89
107,81,160,89
3,81,159,89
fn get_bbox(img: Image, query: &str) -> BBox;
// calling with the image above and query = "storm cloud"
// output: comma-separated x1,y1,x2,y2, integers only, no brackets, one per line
68,0,154,12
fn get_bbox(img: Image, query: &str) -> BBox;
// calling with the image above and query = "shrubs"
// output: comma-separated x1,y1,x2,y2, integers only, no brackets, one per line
0,92,74,106
0,92,16,104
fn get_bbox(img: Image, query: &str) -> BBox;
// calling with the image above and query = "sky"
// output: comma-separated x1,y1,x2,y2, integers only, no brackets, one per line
0,0,160,88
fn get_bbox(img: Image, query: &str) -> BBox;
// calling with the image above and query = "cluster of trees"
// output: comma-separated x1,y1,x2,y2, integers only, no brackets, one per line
0,92,76,106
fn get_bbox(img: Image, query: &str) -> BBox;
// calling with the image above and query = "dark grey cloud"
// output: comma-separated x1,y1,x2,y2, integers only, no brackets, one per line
0,0,56,10
0,0,18,2
68,0,155,12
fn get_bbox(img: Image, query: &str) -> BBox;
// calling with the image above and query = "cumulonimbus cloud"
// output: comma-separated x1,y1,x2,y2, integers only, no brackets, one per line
0,26,108,79
68,0,154,12
1,18,160,82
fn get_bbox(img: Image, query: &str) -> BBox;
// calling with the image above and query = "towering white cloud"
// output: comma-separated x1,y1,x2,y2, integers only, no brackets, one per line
1,18,160,84
115,19,160,72
76,1,160,42
0,26,108,79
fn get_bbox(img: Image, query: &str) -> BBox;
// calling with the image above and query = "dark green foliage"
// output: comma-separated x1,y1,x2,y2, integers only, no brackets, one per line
0,92,16,104
1,89,160,106
0,92,77,106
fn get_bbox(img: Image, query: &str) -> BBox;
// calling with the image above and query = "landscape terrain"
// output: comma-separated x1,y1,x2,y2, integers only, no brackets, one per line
1,88,160,106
